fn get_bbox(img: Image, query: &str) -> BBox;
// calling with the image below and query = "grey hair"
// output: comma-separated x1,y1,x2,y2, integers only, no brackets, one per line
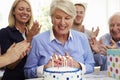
108,12,120,24
50,0,76,18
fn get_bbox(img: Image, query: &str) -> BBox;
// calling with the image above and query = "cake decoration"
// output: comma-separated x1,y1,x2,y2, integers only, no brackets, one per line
43,55,82,80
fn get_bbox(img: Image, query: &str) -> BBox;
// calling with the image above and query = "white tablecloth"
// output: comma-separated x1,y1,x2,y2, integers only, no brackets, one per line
82,71,115,80
25,71,116,80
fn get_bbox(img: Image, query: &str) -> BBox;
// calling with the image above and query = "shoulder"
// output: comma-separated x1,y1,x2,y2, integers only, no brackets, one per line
33,30,50,40
0,26,9,32
100,33,111,39
0,26,14,32
84,29,91,38
0,26,10,37
71,29,88,40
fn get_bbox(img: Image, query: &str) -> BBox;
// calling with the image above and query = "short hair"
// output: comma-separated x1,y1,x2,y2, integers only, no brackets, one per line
108,12,120,25
50,0,76,19
8,0,33,29
74,3,86,11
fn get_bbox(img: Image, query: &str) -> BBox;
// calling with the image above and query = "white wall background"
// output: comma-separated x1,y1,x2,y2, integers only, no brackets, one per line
0,0,120,38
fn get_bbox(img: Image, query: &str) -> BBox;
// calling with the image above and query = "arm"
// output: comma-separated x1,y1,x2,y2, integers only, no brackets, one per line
7,21,40,69
0,41,30,68
26,21,41,42
24,38,41,78
82,35,95,74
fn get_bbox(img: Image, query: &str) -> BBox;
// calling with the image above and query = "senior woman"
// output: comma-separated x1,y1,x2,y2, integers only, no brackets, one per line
24,0,95,79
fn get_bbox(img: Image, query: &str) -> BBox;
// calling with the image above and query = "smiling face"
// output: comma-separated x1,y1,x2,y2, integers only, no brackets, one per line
13,1,31,25
52,9,73,36
74,5,85,25
109,15,120,41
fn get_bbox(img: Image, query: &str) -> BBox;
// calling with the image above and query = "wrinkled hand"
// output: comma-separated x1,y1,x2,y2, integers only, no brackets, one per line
65,53,81,69
44,53,60,69
98,39,117,56
26,21,41,42
99,45,107,56
106,39,117,49
89,38,107,55
89,37,101,53
44,52,81,69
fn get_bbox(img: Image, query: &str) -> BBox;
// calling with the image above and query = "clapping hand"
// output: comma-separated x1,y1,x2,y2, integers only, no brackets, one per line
26,20,41,42
90,27,99,39
106,39,117,49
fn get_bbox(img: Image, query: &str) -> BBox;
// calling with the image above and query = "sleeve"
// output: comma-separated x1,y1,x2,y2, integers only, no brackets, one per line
79,62,86,74
24,38,41,78
37,65,44,77
82,35,95,74
0,28,12,54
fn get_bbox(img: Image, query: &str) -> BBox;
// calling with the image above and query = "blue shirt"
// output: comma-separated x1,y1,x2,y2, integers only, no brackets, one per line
100,33,120,48
24,29,95,78
94,33,120,71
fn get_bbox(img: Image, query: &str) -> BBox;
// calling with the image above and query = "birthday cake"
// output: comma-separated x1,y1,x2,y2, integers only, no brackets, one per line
43,67,82,80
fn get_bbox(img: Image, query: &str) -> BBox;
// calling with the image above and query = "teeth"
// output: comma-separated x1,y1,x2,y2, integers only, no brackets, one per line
22,16,27,19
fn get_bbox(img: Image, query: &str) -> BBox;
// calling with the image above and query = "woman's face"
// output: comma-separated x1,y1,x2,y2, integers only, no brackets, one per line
52,9,73,35
13,1,31,24
109,15,120,41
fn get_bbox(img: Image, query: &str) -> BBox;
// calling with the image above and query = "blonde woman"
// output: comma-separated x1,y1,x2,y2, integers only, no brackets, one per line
0,0,40,80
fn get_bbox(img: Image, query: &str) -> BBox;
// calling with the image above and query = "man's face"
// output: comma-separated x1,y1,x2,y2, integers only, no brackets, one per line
109,15,120,41
74,5,85,25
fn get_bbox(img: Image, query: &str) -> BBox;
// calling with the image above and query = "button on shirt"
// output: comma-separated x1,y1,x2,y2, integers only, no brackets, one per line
24,29,95,78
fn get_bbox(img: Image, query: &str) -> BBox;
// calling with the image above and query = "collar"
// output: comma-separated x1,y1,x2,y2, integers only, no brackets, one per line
50,29,73,42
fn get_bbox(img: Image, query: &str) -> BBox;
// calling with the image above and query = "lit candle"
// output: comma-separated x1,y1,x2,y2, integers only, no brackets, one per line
55,55,59,68
69,57,73,67
65,59,67,67
63,56,66,67
55,54,58,60
50,56,54,67
58,55,62,66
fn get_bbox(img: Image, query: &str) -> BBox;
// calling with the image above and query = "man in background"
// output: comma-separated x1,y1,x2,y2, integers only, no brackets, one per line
72,2,99,38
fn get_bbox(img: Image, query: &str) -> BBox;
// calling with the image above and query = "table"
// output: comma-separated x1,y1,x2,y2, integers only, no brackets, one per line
82,71,115,80
25,71,116,80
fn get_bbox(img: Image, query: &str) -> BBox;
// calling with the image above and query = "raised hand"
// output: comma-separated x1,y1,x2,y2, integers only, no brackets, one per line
106,39,117,49
89,37,101,53
89,38,107,56
26,20,41,42
90,27,99,38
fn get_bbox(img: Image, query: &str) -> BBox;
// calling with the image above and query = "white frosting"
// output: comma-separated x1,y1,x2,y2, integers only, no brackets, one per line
45,67,78,72
43,67,82,80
